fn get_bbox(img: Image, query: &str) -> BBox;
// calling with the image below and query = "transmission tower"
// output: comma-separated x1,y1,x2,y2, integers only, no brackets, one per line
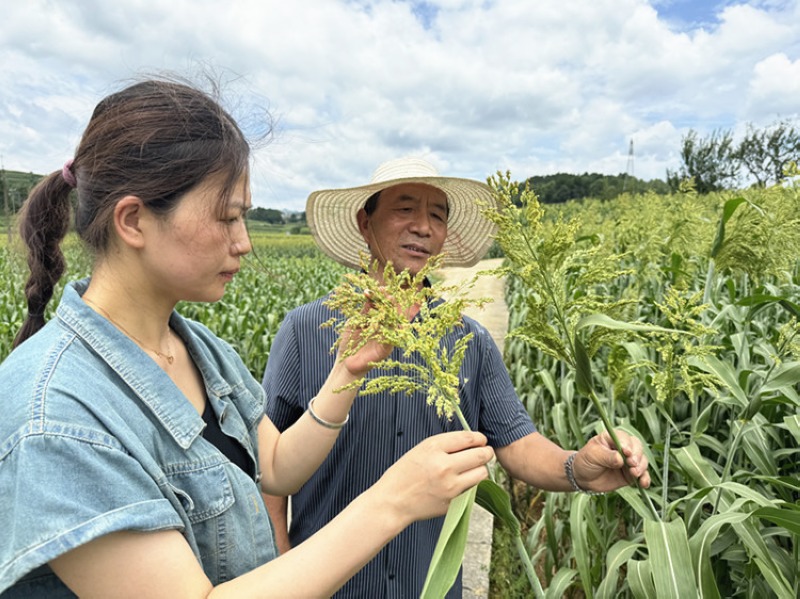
622,139,634,193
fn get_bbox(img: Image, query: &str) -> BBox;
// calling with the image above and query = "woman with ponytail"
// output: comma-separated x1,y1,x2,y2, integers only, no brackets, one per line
0,78,493,598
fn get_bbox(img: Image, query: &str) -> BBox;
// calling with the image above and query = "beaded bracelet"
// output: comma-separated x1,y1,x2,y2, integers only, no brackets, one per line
564,452,605,495
307,397,349,429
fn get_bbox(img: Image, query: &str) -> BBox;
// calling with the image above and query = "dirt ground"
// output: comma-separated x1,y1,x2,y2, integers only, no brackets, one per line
436,257,508,350
435,258,507,599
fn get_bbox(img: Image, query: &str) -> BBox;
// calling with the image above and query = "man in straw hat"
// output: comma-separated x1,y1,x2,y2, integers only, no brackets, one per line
262,157,651,598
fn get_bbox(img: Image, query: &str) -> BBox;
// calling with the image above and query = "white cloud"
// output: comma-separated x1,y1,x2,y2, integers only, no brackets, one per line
745,53,800,121
1,0,798,209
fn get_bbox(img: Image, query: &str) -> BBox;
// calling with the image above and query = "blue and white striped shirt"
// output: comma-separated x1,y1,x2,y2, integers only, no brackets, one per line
263,295,536,598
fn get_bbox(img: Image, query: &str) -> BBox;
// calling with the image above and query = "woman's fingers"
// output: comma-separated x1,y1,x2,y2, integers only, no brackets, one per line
428,433,492,489
382,432,493,521
428,430,489,453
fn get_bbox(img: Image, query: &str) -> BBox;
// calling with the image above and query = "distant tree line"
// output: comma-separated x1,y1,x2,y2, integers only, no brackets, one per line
518,118,800,203
248,207,305,225
4,117,798,218
1,170,41,216
523,172,670,204
667,118,800,193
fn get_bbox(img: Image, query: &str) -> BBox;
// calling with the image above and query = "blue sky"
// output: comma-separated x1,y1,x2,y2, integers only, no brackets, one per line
655,0,730,27
1,0,799,211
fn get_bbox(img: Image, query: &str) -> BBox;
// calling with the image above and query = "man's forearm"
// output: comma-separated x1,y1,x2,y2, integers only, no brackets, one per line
495,432,573,491
263,493,292,555
496,430,651,494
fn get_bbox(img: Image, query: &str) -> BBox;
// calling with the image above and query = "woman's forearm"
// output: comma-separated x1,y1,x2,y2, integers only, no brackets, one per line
221,430,492,597
212,488,404,597
260,361,362,495
49,489,406,599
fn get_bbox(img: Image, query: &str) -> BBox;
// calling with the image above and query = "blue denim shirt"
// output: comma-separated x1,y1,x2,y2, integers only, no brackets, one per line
0,280,276,597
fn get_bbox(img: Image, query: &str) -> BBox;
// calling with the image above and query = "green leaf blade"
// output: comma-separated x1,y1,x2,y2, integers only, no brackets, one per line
643,518,698,599
421,487,478,598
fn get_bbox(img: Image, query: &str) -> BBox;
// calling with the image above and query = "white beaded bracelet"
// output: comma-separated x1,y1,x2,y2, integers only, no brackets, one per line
564,452,605,495
307,397,349,429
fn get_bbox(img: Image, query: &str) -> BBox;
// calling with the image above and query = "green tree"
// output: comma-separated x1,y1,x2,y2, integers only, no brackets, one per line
525,172,669,204
1,170,42,214
248,207,284,224
668,129,737,193
734,119,800,187
286,211,306,224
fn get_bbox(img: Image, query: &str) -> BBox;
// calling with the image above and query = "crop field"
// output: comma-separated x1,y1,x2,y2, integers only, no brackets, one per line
1,180,798,597
491,179,800,598
0,229,346,377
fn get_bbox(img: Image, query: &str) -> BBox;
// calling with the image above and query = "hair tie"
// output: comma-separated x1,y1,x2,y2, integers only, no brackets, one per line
62,159,77,188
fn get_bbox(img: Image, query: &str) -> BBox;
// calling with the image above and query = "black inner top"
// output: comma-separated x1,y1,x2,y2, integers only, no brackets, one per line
201,400,254,477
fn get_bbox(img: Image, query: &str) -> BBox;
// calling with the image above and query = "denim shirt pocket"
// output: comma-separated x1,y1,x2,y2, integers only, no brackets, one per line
165,460,235,581
166,460,234,522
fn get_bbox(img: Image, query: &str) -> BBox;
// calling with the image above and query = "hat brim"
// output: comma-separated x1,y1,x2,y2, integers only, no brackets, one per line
307,175,499,270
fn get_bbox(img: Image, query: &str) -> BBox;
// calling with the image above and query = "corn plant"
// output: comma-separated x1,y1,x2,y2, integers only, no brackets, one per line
0,231,344,380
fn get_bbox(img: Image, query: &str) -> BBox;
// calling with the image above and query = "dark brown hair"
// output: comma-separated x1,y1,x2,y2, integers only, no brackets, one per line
363,190,382,215
13,78,251,348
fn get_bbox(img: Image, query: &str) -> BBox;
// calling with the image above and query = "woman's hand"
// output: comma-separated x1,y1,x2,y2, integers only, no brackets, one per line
372,431,494,525
571,430,651,493
335,290,414,377
336,323,393,377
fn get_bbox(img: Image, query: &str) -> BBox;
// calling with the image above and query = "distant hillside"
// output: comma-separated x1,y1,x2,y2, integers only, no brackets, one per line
1,169,43,213
2,168,672,216
525,172,669,203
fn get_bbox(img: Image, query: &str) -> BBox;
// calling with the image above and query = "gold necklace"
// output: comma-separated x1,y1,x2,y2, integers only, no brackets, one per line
83,295,175,364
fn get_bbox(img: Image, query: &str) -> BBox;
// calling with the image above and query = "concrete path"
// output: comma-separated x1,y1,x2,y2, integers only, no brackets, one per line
436,258,508,599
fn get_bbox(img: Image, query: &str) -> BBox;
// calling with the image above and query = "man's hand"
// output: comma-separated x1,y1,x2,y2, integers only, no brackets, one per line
571,430,651,493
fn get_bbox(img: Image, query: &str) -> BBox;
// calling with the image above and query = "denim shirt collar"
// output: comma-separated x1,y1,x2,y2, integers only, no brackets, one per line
56,279,229,449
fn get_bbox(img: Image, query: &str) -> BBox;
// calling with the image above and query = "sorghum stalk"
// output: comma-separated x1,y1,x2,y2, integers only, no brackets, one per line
511,199,660,522
451,400,544,598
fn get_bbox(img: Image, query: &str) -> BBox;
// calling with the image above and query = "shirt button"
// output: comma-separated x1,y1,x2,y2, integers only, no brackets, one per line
396,430,403,437
388,574,395,581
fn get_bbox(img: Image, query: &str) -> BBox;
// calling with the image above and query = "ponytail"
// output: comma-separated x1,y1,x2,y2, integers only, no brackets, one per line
12,77,253,347
12,172,73,348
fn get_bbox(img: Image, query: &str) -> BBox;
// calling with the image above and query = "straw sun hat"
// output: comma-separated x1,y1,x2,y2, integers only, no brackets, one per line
306,157,499,270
